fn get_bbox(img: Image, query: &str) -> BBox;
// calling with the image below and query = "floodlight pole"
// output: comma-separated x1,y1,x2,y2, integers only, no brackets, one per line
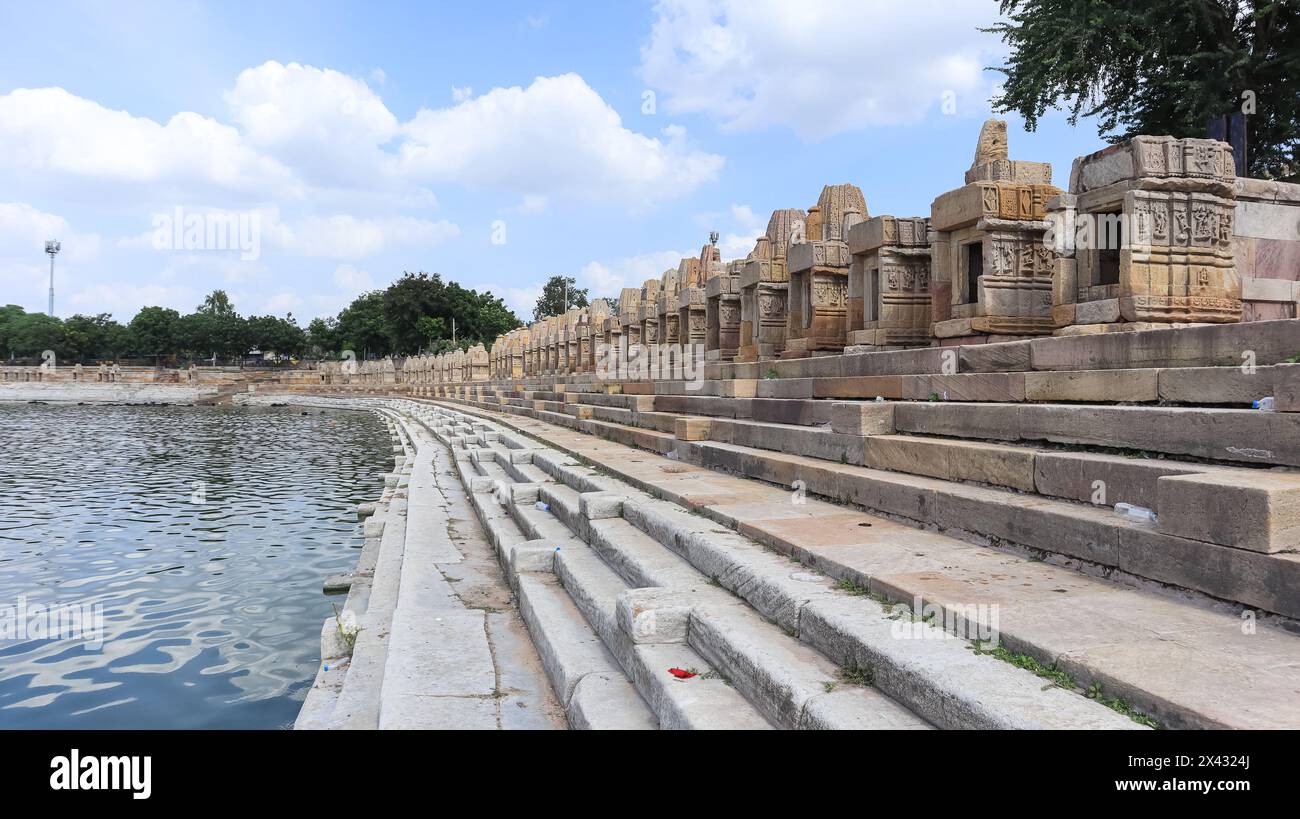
45,240,61,316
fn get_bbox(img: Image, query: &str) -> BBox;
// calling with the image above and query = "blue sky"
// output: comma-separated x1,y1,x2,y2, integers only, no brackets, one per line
0,0,1109,325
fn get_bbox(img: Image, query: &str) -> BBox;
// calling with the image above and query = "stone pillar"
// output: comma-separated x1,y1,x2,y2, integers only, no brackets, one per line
706,259,744,361
737,208,806,361
656,268,680,349
784,183,867,357
470,344,489,381
584,299,609,372
1050,135,1241,333
846,216,934,350
618,287,642,347
678,246,712,369
930,119,1061,342
639,279,661,347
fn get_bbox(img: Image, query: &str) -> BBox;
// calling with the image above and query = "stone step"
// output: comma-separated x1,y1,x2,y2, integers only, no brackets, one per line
424,398,1300,729
617,500,1127,730
684,437,1300,619
439,416,771,730
479,418,929,729
586,519,930,729
446,396,1300,611
703,318,1300,382
432,400,1148,729
894,402,1300,467
516,574,657,730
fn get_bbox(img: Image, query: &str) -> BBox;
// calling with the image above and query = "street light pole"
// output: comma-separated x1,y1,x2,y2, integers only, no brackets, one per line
44,240,60,316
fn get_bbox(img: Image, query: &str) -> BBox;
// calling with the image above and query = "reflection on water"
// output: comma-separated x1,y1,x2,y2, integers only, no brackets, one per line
0,402,390,729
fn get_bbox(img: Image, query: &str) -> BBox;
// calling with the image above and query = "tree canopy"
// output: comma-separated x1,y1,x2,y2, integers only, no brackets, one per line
1,271,522,364
533,275,589,322
987,0,1299,178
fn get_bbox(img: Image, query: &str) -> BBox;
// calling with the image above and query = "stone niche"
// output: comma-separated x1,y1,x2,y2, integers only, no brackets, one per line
706,258,745,361
618,287,642,346
784,183,867,357
506,330,525,378
930,119,1062,341
583,300,609,372
638,279,662,345
846,215,934,350
677,245,713,360
564,307,581,373
469,344,489,381
736,208,806,362
656,267,682,347
1049,135,1242,332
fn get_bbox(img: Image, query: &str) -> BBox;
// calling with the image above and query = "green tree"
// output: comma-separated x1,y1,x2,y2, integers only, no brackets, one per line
197,289,237,318
336,291,390,358
129,306,181,358
306,316,339,357
987,0,1300,178
533,275,588,322
7,312,65,358
0,304,28,359
64,313,128,361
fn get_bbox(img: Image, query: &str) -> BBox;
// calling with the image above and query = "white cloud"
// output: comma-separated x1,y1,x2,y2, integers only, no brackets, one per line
577,248,691,298
0,202,101,264
451,85,473,102
225,61,400,187
640,0,1003,139
0,66,720,212
401,74,724,207
332,263,374,292
275,215,460,260
66,283,199,317
0,88,299,198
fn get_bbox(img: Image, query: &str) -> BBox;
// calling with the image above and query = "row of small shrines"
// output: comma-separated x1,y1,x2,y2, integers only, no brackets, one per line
476,121,1268,379
324,120,1286,385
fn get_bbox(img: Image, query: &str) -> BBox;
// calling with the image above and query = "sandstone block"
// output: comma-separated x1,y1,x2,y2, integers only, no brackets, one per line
903,373,1026,402
1024,369,1158,402
830,402,895,435
1158,366,1275,405
1157,472,1300,553
1276,364,1300,411
674,417,713,441
863,435,1036,491
615,588,694,644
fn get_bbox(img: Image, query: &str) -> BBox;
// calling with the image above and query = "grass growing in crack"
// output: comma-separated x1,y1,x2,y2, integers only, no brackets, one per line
822,681,837,693
971,640,1076,689
840,666,873,686
1087,683,1162,729
971,641,1162,728
834,578,891,606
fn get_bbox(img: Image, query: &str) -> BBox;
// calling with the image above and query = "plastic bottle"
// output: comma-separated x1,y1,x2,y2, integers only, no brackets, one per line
1115,502,1157,522
1254,397,1275,411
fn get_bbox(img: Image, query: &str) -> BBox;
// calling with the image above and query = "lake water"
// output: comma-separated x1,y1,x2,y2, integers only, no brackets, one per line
0,403,390,729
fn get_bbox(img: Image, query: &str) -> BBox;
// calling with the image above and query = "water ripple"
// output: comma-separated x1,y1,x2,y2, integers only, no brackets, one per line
0,403,389,729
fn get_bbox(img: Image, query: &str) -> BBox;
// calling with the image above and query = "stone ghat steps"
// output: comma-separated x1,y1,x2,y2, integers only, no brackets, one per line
456,392,1300,620
440,319,1300,406
446,423,766,729
439,424,658,729
554,390,1300,468
711,318,1300,382
420,402,1145,730
421,396,1300,730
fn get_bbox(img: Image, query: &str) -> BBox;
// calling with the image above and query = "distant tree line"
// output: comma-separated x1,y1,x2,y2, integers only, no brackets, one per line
1,272,523,364
0,290,307,364
307,271,521,359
